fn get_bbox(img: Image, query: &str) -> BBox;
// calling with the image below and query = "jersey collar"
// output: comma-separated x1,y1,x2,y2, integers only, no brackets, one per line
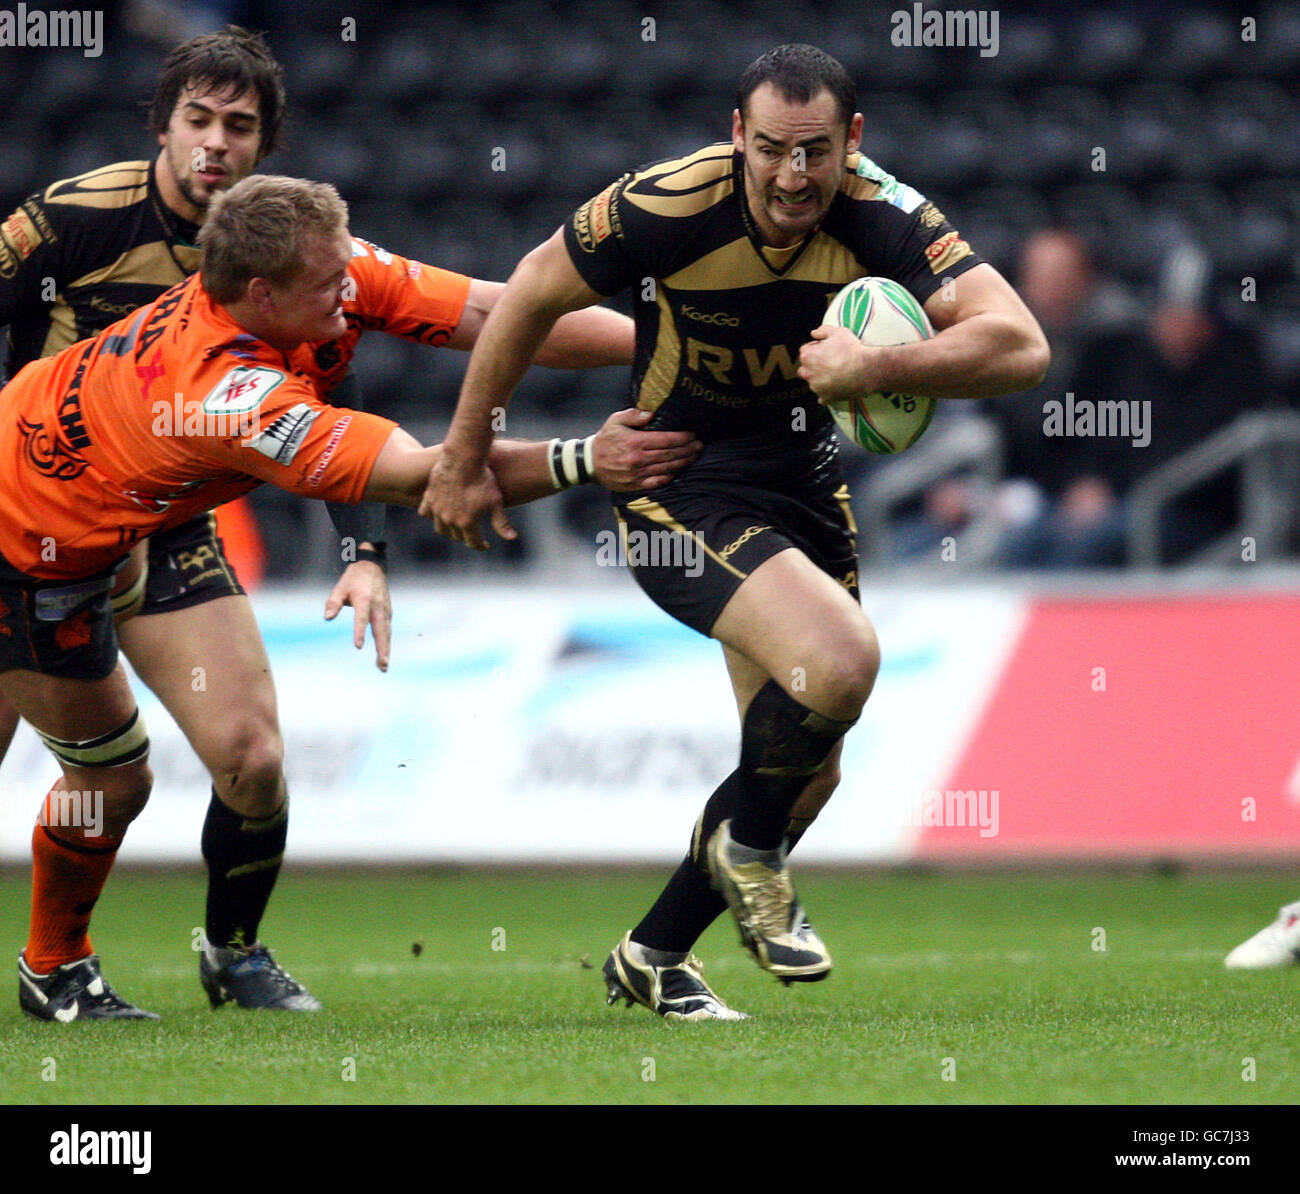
732,149,819,278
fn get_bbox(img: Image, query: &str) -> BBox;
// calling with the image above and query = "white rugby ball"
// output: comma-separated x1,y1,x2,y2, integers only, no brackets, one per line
821,277,936,454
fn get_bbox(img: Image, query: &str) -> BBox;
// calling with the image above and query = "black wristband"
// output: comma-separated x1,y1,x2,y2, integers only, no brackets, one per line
327,500,388,549
354,544,388,572
324,372,388,547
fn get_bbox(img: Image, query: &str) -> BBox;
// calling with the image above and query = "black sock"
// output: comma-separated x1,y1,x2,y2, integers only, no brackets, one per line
201,788,287,951
631,774,823,955
729,681,855,850
632,772,742,953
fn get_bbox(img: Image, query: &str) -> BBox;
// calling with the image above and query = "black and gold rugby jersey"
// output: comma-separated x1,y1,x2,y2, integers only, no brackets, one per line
563,145,983,489
0,160,198,377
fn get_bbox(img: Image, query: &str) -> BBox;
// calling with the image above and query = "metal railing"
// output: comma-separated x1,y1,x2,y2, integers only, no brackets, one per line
1127,411,1300,567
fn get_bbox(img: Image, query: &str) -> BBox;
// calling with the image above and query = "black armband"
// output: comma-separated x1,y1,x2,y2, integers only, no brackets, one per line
327,499,388,552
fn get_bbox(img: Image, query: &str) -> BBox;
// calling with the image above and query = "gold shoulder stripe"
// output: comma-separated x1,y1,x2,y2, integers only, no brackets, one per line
45,161,152,208
623,146,735,218
642,145,734,191
68,240,196,291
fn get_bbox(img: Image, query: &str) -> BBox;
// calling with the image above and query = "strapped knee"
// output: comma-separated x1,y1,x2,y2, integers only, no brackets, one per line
37,708,149,770
741,681,856,780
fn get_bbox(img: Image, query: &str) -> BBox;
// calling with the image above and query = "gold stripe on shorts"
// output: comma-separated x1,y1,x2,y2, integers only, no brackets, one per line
623,498,749,580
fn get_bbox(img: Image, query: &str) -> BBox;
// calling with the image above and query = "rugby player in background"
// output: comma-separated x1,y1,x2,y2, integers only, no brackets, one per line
1225,902,1300,969
426,44,1047,1019
1,31,691,1018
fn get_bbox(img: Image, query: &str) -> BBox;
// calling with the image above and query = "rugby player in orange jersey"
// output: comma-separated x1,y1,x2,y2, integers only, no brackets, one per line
3,174,700,1021
1,28,691,1018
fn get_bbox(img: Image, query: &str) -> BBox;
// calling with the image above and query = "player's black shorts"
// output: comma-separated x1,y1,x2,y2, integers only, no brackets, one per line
138,512,244,616
614,481,860,637
0,555,125,681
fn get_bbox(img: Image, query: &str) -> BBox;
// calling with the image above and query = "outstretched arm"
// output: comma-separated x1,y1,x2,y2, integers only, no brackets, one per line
363,410,699,511
425,230,607,549
447,278,632,368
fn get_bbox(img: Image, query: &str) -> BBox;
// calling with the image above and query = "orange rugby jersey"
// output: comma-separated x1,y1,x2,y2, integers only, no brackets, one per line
294,237,472,389
0,238,472,579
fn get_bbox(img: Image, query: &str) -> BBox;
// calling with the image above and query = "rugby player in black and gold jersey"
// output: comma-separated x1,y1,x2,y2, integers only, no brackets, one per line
1,29,693,1020
427,44,1048,1020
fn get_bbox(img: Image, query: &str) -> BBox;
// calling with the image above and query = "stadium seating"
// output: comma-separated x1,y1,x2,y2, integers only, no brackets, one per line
2,0,1297,575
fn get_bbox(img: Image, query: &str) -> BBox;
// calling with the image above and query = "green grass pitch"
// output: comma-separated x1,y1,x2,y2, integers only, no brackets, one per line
1,866,1299,1105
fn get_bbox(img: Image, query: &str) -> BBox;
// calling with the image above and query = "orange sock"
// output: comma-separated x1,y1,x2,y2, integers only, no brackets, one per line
26,790,124,974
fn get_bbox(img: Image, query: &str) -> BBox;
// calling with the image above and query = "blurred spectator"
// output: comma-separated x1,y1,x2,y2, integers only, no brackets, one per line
1000,242,1270,566
891,227,1135,562
988,227,1137,566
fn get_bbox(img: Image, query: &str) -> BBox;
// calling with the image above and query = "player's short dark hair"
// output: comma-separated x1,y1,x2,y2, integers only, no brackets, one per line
148,26,286,159
737,44,857,129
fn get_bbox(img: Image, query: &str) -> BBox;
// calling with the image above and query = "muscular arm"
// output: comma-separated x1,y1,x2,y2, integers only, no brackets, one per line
447,277,632,368
798,263,1050,403
441,231,606,463
424,230,610,547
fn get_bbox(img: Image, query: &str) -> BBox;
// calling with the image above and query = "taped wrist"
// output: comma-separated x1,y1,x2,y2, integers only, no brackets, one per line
353,542,388,572
546,436,596,490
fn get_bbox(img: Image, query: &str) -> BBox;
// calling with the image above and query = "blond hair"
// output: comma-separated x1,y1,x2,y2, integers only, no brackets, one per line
199,175,349,303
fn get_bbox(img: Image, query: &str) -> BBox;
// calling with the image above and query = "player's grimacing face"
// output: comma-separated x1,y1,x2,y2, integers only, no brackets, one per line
158,84,263,221
266,227,354,346
733,83,862,248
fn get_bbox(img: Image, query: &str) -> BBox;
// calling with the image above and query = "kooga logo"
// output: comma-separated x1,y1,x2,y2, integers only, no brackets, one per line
681,306,740,327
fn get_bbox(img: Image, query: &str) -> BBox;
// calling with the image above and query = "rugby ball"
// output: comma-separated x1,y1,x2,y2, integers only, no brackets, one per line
821,277,936,454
